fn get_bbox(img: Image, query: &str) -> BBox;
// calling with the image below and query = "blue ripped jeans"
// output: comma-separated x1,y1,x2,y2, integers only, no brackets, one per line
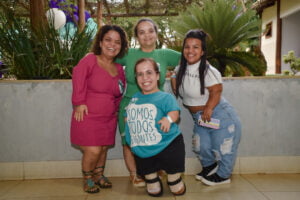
191,98,241,178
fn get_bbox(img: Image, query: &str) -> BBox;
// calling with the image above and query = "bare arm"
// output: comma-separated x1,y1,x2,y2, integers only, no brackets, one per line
202,84,222,122
170,76,177,95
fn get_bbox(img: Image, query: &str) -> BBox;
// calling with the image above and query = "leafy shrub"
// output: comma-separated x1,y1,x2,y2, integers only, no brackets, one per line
0,9,94,79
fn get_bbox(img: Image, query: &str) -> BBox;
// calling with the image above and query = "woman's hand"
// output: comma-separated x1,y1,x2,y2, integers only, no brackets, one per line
158,111,179,132
202,107,213,122
73,104,88,121
158,117,171,133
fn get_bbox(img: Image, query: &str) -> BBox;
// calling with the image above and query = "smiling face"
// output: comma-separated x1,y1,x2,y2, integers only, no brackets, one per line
136,21,158,51
183,38,204,65
99,30,121,59
135,60,160,95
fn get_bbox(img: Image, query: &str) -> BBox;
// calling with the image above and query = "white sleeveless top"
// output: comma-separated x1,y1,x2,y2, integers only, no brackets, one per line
175,61,222,106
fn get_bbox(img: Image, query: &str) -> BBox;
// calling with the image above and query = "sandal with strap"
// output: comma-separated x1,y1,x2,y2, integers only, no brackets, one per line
82,170,100,194
167,176,186,196
93,166,112,188
145,176,163,197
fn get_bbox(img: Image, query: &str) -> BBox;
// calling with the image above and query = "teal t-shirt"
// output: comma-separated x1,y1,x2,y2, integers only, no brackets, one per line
125,91,181,158
116,48,181,98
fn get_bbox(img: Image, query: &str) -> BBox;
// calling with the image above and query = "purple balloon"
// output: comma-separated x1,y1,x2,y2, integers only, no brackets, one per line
49,0,64,8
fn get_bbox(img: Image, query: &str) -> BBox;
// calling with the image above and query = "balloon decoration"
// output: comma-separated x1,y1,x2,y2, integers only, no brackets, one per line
48,0,98,39
46,8,67,30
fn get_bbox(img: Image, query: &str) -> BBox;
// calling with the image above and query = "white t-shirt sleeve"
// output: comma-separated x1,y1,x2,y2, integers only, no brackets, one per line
205,66,223,87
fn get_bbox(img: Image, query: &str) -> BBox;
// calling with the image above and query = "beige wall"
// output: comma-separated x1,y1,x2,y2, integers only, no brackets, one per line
260,0,300,74
261,2,277,74
280,0,300,18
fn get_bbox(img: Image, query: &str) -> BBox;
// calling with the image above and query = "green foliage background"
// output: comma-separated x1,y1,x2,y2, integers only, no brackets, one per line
0,7,94,79
0,0,267,79
170,0,266,76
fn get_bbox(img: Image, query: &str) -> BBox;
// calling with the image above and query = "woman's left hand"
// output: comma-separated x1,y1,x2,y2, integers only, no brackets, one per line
202,107,213,122
158,117,171,132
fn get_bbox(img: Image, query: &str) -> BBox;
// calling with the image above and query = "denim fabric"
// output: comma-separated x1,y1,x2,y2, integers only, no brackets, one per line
191,98,241,178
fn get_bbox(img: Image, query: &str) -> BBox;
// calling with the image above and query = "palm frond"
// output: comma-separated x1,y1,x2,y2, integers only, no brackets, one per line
171,0,264,76
212,50,267,76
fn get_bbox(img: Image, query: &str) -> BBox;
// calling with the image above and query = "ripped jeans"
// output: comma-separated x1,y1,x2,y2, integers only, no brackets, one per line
191,98,241,178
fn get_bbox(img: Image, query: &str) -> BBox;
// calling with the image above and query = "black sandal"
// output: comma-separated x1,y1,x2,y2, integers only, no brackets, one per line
167,176,186,196
145,176,163,197
82,170,100,194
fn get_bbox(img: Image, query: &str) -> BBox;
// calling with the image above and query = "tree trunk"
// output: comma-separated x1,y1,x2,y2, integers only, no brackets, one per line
78,0,85,32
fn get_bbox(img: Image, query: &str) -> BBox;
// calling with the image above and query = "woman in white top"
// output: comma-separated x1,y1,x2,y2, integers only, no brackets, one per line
171,29,241,186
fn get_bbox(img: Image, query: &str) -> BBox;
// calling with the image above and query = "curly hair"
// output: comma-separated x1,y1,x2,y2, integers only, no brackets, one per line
91,25,128,59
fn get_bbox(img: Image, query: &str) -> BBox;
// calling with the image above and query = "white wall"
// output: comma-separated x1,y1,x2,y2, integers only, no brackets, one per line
261,3,277,74
281,10,300,73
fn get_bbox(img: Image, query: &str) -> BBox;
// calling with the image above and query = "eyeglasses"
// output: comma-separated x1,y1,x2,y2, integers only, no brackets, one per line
136,70,157,78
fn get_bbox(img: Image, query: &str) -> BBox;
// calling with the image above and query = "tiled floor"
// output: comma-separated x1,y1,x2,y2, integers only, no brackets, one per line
0,174,299,200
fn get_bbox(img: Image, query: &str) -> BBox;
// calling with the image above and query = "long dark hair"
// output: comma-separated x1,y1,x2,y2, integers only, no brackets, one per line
91,25,128,59
175,29,209,98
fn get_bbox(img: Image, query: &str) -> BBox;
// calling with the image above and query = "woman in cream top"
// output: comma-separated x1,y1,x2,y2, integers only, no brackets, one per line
171,29,241,186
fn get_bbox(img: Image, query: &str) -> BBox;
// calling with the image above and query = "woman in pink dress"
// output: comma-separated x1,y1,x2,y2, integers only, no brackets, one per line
70,25,128,193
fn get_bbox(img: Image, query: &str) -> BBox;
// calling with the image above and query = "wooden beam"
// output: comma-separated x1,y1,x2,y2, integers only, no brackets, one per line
30,0,46,33
102,0,111,14
102,0,111,24
96,0,103,27
17,12,179,18
145,0,150,14
124,0,130,14
78,0,85,32
91,12,178,18
275,0,282,74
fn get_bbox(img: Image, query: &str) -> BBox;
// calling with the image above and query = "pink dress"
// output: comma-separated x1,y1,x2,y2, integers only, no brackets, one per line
70,53,126,146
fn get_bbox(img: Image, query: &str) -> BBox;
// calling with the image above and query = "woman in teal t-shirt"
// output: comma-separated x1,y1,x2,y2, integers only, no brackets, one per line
125,58,185,197
116,18,181,187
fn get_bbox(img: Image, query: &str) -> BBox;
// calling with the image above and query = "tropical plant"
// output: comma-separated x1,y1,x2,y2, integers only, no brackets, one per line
0,7,94,79
283,51,300,74
170,0,267,76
